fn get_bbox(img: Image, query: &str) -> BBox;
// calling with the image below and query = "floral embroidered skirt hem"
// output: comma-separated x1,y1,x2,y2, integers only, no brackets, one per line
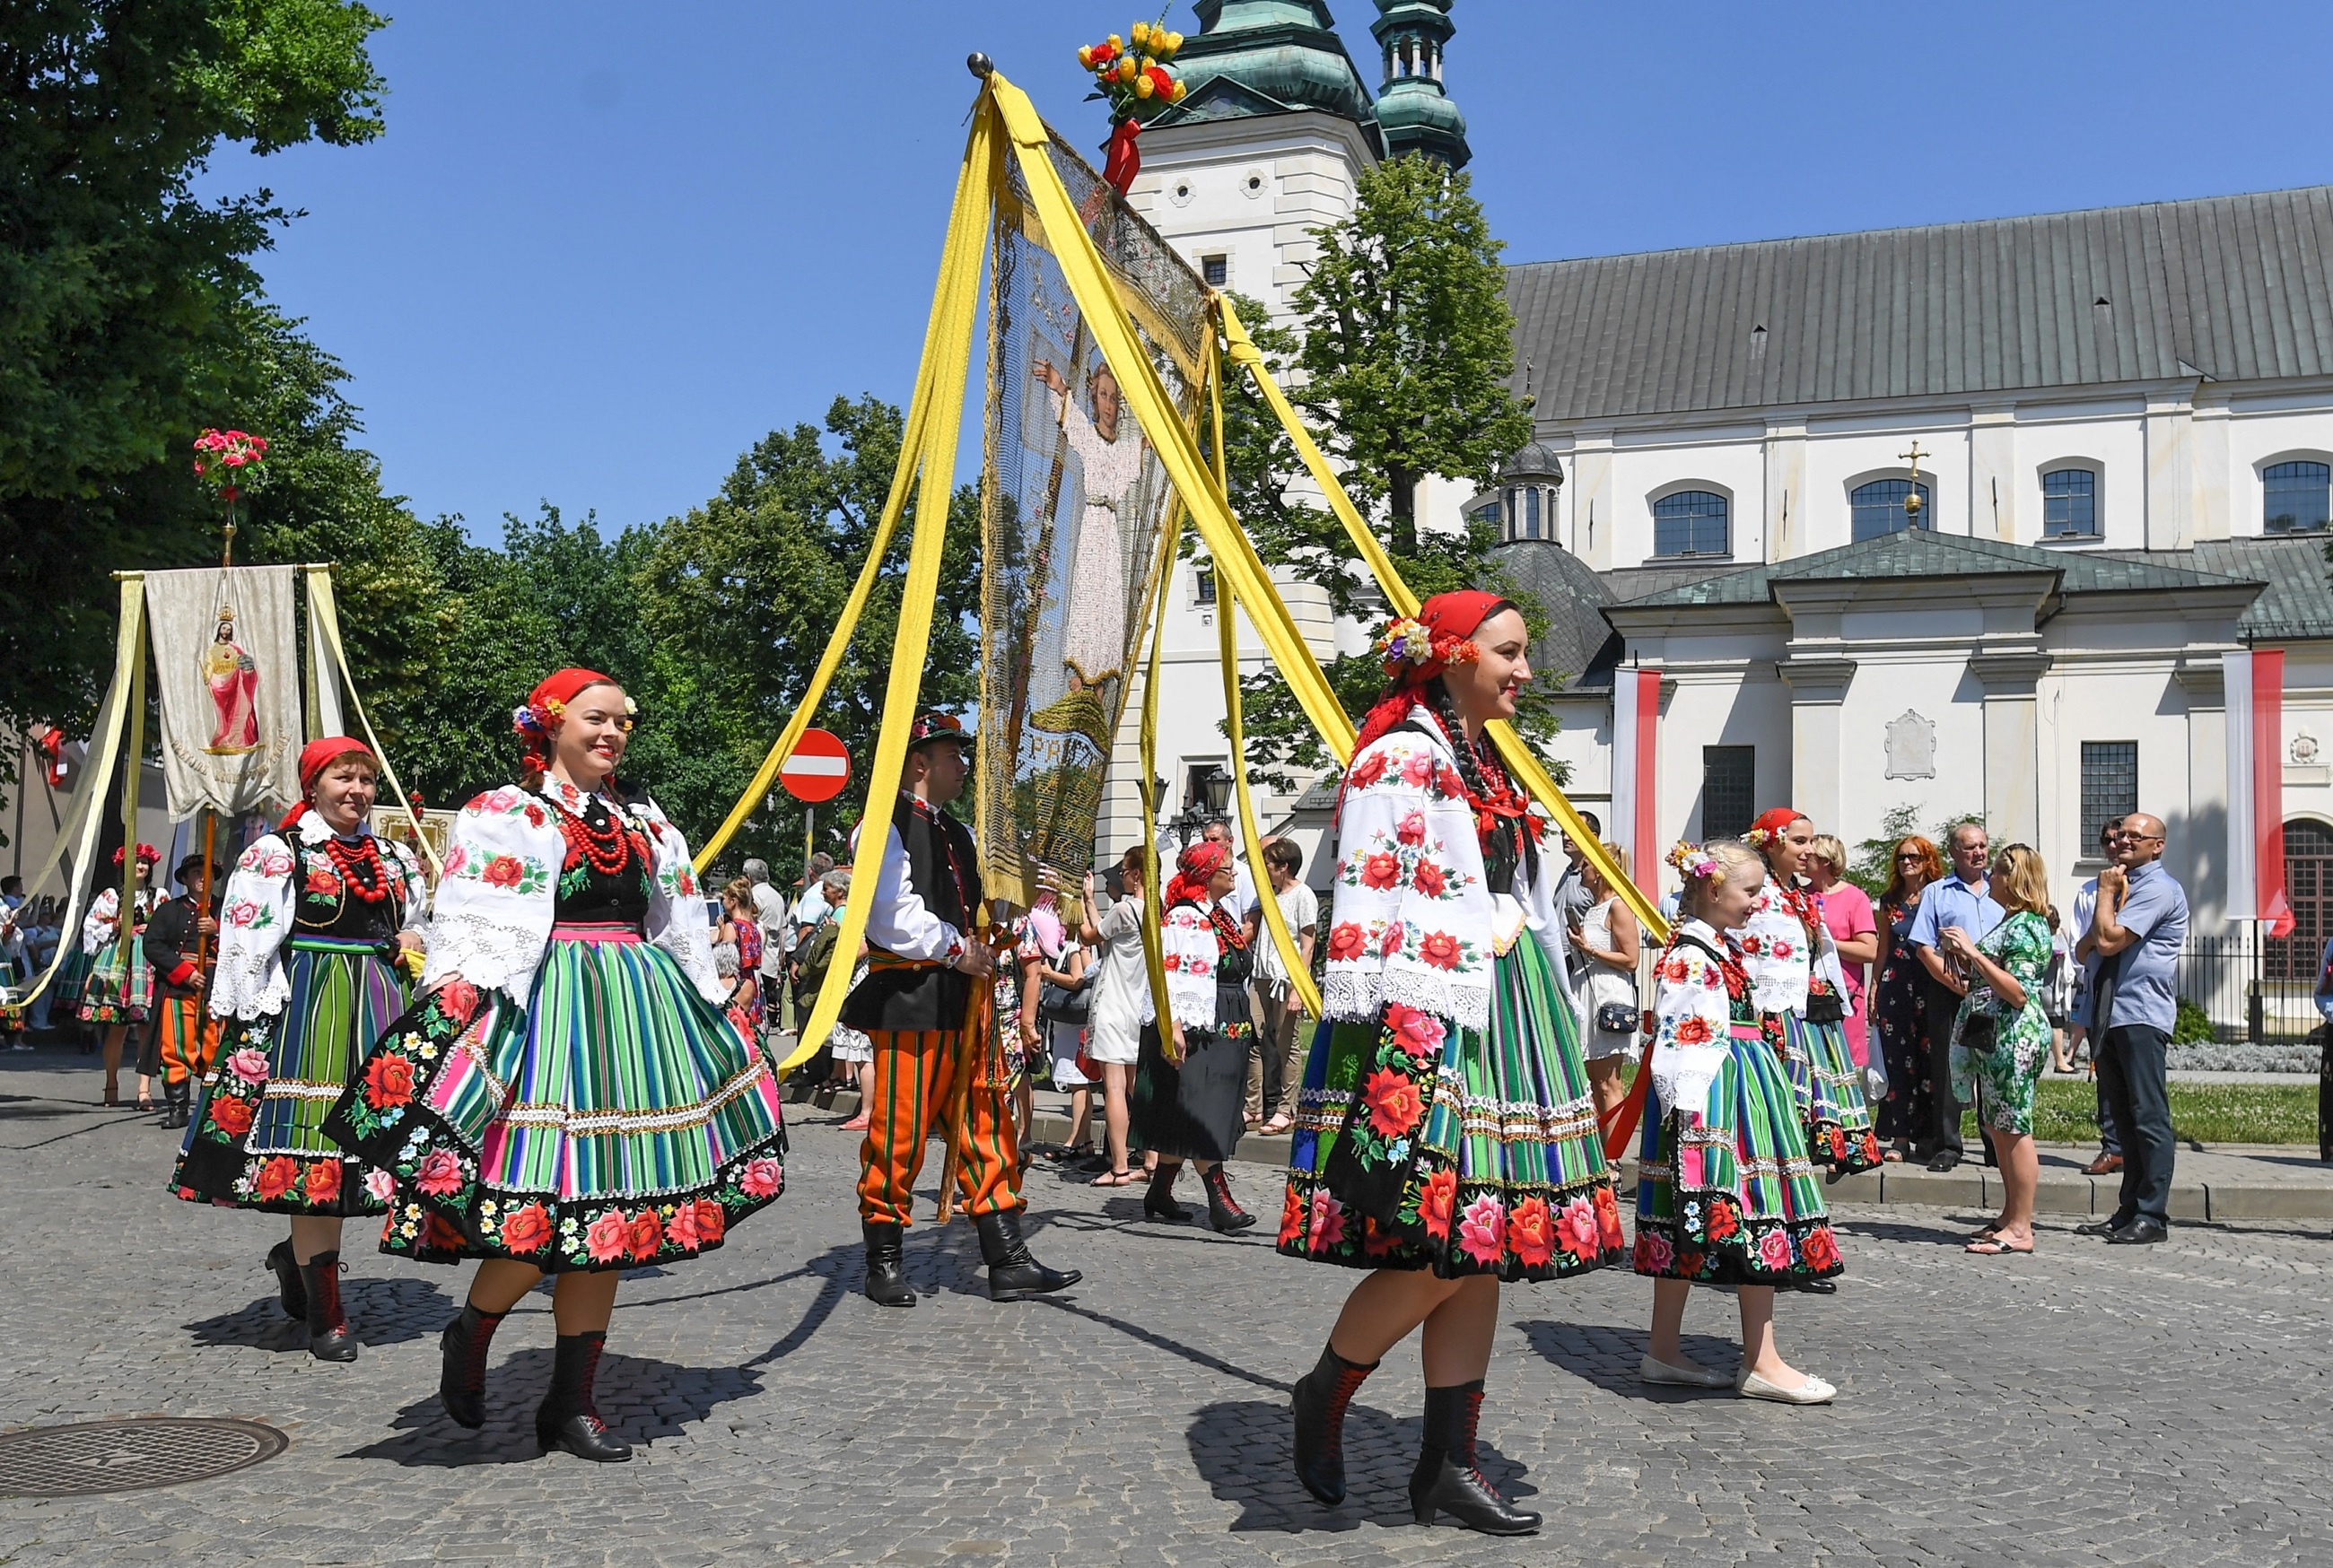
172,937,405,1215
327,928,790,1273
77,946,153,1024
1633,1031,1843,1284
1279,936,1626,1282
1778,1012,1882,1172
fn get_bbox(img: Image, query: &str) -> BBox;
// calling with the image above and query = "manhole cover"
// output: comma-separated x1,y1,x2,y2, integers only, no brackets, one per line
0,1417,287,1496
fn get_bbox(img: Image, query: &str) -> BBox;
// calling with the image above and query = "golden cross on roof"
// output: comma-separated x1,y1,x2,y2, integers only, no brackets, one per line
1900,440,1929,526
1900,440,1929,483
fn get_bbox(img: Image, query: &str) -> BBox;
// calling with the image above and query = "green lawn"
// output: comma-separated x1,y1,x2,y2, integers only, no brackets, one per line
1978,1079,2320,1147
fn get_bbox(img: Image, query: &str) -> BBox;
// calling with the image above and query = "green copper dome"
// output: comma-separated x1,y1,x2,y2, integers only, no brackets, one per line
1149,1,1379,131
1370,0,1469,167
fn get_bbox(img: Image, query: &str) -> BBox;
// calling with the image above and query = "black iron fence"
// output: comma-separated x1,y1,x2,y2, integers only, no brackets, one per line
2178,931,2323,1044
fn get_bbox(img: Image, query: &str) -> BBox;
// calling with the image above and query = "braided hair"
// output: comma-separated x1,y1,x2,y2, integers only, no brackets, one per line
1420,675,1537,891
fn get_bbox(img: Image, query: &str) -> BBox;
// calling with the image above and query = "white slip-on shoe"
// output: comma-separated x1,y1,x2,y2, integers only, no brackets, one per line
1638,1354,1735,1389
1734,1367,1837,1405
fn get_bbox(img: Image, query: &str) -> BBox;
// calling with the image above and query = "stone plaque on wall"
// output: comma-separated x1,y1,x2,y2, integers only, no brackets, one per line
1884,710,1936,780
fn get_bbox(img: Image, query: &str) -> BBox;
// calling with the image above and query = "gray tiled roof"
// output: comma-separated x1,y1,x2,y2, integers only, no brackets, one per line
2106,536,2333,642
1619,528,2259,608
1507,187,2333,420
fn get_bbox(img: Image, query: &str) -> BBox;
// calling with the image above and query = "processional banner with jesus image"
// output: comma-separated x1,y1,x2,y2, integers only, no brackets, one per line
976,128,1208,913
145,563,302,816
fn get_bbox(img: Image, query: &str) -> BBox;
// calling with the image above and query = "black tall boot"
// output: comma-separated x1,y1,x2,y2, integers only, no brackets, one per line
1408,1381,1539,1535
536,1331,632,1462
297,1250,357,1363
265,1238,307,1320
1201,1165,1256,1233
439,1302,506,1428
862,1219,915,1308
1290,1343,1377,1505
1141,1160,1189,1223
161,1080,190,1129
974,1210,1081,1302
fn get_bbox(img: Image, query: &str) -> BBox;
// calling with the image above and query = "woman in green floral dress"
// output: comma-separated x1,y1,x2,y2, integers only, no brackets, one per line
1943,843,2055,1257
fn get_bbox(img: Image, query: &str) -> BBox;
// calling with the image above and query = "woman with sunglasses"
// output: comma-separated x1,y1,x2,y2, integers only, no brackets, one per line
1873,838,1943,1163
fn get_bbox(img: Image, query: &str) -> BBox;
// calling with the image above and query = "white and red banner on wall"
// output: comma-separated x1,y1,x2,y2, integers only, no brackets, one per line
1608,667,1662,890
2224,649,2294,935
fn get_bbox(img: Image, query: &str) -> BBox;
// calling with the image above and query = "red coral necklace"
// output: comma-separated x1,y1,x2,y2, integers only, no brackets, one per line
323,834,393,904
554,799,640,875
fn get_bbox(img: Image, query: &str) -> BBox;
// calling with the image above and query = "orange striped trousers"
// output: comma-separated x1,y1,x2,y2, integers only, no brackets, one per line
154,995,222,1087
854,1029,1022,1226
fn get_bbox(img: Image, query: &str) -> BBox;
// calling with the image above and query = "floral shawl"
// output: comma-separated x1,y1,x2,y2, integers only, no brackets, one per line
1323,708,1577,1032
423,778,722,1007
1739,875,1845,1015
1649,919,1752,1123
211,814,426,1021
1142,898,1228,1030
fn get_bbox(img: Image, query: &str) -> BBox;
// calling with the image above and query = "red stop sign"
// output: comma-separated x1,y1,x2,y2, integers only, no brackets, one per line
778,727,852,804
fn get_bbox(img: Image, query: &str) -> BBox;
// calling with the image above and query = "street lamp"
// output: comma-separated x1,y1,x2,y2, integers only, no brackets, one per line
1162,764,1234,849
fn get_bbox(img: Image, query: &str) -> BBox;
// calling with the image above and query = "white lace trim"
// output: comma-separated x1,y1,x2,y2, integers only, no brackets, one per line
1321,965,1491,1032
424,909,548,1005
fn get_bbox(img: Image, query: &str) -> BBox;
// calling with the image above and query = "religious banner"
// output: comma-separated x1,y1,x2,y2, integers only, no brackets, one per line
974,123,1205,912
144,563,302,816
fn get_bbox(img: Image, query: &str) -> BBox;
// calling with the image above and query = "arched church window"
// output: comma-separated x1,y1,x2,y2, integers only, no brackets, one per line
1653,490,1728,557
2267,819,2333,982
2265,461,2331,533
1851,478,1932,541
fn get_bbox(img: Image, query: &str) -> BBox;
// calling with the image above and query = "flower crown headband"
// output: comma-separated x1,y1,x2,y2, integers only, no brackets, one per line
511,691,638,740
1373,614,1481,678
1665,840,1721,882
112,842,162,868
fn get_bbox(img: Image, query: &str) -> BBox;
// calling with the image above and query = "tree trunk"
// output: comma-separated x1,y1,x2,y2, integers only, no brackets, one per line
1388,463,1419,557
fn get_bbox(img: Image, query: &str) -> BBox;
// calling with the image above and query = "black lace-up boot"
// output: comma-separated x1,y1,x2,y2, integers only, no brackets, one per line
1290,1343,1377,1505
297,1250,357,1362
265,1238,306,1320
1408,1380,1539,1535
536,1331,632,1462
1141,1160,1189,1223
1201,1164,1256,1233
438,1302,506,1428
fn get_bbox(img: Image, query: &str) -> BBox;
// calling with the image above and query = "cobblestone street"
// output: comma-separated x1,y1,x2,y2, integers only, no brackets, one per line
4,1051,2329,1567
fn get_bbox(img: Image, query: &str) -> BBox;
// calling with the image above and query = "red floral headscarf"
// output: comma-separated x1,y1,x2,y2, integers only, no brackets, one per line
1165,841,1229,909
1340,592,1532,844
1747,807,1808,849
281,736,377,830
512,666,622,772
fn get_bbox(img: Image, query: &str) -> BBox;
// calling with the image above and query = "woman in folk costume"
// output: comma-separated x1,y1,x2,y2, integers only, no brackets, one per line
80,843,160,1108
328,669,789,1463
1280,592,1623,1538
1634,840,1843,1403
1742,808,1882,1225
1131,840,1258,1233
171,738,425,1362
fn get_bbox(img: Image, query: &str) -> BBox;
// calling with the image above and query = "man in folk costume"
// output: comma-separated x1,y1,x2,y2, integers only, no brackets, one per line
847,712,1080,1308
144,852,225,1128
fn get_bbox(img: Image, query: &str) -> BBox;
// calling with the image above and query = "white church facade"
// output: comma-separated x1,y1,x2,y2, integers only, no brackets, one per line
1097,2,2333,1013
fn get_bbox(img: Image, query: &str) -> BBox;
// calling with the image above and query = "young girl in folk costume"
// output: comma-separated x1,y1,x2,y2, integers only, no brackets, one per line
1281,593,1623,1538
1743,808,1882,1212
328,668,790,1462
171,738,426,1361
1636,840,1843,1404
80,844,160,1108
1132,841,1258,1232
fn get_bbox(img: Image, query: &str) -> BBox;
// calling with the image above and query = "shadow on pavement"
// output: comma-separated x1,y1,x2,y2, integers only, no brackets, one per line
1184,1398,1533,1536
1515,1318,1742,1399
1832,1215,1988,1246
186,1273,455,1352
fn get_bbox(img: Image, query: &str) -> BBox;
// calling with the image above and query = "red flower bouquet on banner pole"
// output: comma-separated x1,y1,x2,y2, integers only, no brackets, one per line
1076,19,1188,199
192,427,269,568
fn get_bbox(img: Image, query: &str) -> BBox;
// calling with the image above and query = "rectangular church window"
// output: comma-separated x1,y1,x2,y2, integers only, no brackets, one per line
1201,255,1228,286
1702,746,1755,841
1194,566,1216,605
2080,741,2138,849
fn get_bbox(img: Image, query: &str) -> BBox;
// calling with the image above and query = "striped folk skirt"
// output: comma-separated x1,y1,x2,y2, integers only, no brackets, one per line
172,936,406,1215
1778,1011,1883,1172
328,922,789,1273
1634,1023,1844,1284
78,942,153,1024
1279,936,1625,1282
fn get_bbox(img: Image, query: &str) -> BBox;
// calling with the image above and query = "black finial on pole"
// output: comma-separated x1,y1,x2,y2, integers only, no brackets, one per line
966,52,994,78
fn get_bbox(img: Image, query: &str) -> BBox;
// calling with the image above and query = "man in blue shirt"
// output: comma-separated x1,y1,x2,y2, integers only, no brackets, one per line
1908,822,2005,1172
2072,812,2189,1244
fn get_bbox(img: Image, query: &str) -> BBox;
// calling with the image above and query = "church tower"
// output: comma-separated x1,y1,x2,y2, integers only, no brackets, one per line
1370,0,1469,167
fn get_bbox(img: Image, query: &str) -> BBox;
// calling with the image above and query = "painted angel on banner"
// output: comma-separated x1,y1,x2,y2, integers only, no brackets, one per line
202,608,261,754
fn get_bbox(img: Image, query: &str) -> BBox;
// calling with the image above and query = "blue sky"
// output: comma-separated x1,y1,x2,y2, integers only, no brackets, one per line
198,1,2333,541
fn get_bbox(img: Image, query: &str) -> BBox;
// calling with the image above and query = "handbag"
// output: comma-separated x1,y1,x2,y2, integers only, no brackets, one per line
1038,970,1091,1026
1804,985,1847,1025
1595,1000,1639,1035
1959,1004,2000,1054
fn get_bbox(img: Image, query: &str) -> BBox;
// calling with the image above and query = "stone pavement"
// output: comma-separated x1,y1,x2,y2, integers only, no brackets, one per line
4,1047,2331,1567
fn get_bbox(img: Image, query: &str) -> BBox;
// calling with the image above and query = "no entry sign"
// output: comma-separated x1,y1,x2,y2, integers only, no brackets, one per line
778,728,852,804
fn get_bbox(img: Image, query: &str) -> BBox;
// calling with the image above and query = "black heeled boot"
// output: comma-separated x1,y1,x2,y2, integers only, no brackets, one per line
862,1219,915,1308
161,1082,190,1129
536,1331,632,1462
974,1210,1081,1302
1201,1165,1256,1233
265,1238,307,1320
1141,1161,1189,1223
297,1250,357,1363
1290,1343,1377,1505
1408,1381,1539,1536
438,1302,506,1428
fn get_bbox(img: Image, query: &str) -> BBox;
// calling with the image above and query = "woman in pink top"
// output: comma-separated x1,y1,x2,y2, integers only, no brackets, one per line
1807,836,1880,1077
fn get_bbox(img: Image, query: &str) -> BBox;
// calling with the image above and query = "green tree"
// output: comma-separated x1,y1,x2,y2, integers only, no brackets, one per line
641,395,983,871
0,0,387,731
1214,153,1544,788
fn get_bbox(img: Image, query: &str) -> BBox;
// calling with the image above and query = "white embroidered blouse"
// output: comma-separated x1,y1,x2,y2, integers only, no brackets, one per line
209,814,428,1021
1648,918,1742,1124
421,779,726,1008
1321,706,1580,1032
1739,875,1848,1015
1140,900,1229,1031
81,886,153,955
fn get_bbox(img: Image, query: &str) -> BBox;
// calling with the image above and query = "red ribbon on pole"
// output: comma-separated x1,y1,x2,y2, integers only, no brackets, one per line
1101,118,1141,198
